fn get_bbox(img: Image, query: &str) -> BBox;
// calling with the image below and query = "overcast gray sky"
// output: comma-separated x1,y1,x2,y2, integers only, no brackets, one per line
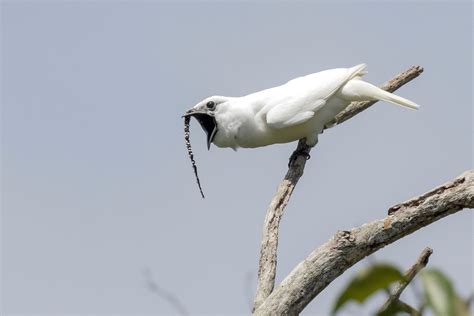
1,1,472,315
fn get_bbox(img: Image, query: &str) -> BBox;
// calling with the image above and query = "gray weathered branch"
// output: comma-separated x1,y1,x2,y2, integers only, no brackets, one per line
378,247,433,315
143,268,189,316
254,170,474,315
253,66,424,311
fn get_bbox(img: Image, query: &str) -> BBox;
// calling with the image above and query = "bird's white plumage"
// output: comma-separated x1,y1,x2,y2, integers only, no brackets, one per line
265,64,367,129
187,64,419,150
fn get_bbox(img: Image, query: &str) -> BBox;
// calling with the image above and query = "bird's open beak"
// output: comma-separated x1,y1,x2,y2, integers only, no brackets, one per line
182,109,218,150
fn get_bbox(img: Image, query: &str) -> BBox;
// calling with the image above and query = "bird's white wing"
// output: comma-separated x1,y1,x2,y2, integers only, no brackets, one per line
265,64,367,129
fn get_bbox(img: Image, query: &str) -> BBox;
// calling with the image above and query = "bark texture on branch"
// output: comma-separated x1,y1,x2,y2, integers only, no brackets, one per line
253,66,424,311
254,170,474,315
378,247,432,314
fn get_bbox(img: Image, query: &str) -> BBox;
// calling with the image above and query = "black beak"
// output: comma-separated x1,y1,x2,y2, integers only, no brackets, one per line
182,109,218,150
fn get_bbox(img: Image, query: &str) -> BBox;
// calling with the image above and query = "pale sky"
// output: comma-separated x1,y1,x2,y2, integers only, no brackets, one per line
1,1,472,315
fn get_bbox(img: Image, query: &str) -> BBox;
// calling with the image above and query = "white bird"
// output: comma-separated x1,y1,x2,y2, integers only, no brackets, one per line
184,64,418,154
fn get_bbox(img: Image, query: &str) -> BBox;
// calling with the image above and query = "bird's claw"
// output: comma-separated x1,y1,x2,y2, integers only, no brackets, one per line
288,150,311,167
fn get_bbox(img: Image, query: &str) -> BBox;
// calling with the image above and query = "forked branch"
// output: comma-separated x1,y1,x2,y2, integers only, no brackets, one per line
253,65,424,311
378,247,433,314
254,170,474,315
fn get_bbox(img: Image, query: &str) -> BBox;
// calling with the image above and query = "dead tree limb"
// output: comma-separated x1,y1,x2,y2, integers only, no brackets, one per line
143,268,189,316
378,247,433,314
254,170,474,315
253,65,424,311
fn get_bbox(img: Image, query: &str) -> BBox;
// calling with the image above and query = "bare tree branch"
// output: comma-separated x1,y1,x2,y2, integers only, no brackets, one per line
253,65,424,311
142,267,189,316
378,247,433,314
465,292,474,309
254,170,474,315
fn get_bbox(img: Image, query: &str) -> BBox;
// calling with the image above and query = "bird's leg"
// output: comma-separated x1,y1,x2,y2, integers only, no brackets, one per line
288,140,312,167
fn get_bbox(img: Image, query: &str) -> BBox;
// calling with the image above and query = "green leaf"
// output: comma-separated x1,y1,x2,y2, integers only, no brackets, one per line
420,268,456,316
377,300,412,316
332,263,405,315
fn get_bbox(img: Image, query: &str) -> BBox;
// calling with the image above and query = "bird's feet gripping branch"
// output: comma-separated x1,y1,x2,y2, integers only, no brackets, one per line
288,140,312,168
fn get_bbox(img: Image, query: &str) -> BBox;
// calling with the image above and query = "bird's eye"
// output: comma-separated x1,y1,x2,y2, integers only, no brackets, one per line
206,101,216,110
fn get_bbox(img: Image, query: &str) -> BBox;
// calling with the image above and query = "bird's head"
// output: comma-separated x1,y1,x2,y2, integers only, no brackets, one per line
183,96,231,149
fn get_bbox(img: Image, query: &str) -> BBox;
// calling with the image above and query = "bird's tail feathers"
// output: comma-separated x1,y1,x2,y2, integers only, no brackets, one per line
340,79,419,110
374,87,419,110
